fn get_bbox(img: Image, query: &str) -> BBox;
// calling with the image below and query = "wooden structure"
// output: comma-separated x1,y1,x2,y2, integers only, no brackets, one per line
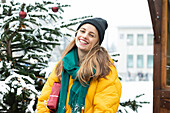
148,0,170,112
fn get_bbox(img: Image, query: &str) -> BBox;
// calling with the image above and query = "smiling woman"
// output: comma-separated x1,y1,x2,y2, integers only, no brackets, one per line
37,17,122,113
75,24,99,53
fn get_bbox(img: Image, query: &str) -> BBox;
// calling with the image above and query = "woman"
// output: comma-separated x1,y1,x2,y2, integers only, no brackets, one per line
37,18,122,113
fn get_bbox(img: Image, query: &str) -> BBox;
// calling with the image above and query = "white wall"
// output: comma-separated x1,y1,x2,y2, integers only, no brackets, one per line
115,26,153,81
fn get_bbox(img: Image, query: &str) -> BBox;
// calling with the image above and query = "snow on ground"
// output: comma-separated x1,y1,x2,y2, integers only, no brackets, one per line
119,81,153,113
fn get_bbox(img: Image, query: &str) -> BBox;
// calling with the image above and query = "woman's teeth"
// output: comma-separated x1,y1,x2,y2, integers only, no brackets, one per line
80,40,88,44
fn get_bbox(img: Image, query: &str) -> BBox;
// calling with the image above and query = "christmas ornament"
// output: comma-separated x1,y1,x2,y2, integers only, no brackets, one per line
19,11,27,19
52,7,59,12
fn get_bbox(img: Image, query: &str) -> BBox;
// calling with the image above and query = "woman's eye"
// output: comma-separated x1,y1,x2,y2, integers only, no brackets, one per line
89,34,95,37
80,30,85,33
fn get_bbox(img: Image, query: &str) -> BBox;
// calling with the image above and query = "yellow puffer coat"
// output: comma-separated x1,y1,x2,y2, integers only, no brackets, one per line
37,62,122,113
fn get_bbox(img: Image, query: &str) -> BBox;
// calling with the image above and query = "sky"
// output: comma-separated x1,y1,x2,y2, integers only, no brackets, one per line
13,0,152,27
12,0,153,48
59,0,152,48
59,0,152,26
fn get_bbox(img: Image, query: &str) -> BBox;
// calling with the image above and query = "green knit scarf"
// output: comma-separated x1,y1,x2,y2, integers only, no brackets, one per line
57,47,90,113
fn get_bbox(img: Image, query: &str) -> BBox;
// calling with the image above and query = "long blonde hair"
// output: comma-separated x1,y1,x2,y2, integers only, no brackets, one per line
56,38,113,84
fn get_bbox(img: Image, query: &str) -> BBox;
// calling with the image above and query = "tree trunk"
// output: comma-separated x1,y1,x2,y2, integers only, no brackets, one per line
6,40,12,60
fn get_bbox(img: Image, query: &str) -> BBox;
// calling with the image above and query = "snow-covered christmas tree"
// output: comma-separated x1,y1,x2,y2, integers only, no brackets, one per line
0,0,91,112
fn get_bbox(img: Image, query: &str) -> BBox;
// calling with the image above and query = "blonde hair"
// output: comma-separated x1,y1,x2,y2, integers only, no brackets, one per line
55,38,113,84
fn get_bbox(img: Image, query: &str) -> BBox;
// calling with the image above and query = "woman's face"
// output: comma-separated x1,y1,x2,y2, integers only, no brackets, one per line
75,24,99,52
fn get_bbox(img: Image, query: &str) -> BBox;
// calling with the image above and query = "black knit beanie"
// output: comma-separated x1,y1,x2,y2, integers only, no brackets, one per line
77,17,108,45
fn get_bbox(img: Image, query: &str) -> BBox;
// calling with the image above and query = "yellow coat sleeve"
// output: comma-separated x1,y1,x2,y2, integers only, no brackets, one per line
93,65,122,113
36,64,60,113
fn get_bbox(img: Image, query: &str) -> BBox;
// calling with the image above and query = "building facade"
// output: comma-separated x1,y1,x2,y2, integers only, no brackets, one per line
116,26,154,81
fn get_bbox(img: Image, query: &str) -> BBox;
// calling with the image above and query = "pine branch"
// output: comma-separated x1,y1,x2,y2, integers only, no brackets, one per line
8,30,17,41
119,94,150,112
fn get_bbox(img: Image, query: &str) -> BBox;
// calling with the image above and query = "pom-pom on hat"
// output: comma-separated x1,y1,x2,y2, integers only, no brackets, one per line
77,17,108,45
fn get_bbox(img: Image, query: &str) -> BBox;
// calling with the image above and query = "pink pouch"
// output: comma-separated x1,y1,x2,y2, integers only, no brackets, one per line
47,82,61,112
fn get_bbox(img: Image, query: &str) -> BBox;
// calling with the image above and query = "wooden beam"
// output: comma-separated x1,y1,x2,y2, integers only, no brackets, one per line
148,0,162,43
153,43,161,113
161,0,168,89
148,0,162,113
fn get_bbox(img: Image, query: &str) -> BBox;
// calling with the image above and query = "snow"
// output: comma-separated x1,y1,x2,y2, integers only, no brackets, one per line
119,81,153,113
0,81,8,93
0,72,39,112
28,12,49,17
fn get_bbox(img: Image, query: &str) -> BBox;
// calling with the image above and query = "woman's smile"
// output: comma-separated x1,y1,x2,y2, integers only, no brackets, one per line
79,38,89,45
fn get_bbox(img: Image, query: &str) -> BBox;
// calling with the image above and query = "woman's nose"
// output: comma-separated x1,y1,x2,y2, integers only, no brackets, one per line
82,32,88,38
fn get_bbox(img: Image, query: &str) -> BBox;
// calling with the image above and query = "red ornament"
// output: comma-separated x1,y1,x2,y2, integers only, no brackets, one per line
52,7,59,12
19,11,27,19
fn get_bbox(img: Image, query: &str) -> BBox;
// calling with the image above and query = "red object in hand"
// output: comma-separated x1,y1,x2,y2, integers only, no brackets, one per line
47,82,61,112
19,11,27,19
52,7,59,12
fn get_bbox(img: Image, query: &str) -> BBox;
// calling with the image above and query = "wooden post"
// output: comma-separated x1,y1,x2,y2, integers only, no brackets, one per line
148,0,162,113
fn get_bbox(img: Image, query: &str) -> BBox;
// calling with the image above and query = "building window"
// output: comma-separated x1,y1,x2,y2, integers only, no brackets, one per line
127,55,133,68
137,34,144,45
137,55,144,68
127,34,133,46
147,34,154,45
147,55,153,68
